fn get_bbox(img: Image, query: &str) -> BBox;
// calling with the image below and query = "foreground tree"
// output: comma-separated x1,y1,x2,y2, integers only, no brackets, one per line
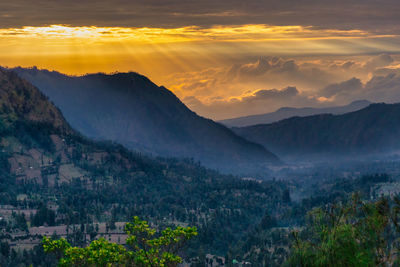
288,194,400,267
43,216,197,266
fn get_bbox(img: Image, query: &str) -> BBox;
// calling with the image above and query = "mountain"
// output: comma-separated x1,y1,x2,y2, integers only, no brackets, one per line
10,67,279,173
0,68,287,258
233,103,400,160
0,70,71,133
220,100,371,127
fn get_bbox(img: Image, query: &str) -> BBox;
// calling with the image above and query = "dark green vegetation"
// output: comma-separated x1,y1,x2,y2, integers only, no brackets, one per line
234,103,400,160
11,67,279,174
0,69,288,266
2,68,400,266
224,174,395,266
289,195,400,266
43,216,197,266
43,190,400,267
220,100,371,127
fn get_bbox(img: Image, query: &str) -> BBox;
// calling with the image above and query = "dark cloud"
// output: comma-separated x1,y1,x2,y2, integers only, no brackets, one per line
0,0,400,32
229,57,300,78
364,54,394,71
229,57,273,77
216,56,343,92
320,78,363,98
364,73,400,102
245,86,299,101
317,73,400,104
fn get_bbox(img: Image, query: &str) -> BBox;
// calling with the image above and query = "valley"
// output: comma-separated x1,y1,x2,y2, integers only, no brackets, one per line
1,67,400,265
2,0,400,265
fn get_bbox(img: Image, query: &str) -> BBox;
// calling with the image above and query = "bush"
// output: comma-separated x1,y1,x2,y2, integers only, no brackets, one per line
43,216,197,267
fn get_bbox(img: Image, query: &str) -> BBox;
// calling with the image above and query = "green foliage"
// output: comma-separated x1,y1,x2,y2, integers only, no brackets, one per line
43,216,197,267
288,194,400,267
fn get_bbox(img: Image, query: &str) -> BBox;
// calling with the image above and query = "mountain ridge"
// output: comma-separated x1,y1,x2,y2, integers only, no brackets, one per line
0,70,70,132
220,100,372,127
11,67,280,173
0,68,287,259
233,103,400,160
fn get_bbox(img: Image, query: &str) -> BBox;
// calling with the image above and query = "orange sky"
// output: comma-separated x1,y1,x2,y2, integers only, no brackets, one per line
1,24,400,119
1,24,397,77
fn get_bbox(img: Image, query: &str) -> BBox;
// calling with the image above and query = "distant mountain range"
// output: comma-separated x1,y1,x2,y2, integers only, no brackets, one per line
11,67,279,173
233,103,400,160
220,100,371,127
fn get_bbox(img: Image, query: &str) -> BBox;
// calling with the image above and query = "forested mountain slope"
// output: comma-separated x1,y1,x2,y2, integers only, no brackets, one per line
0,69,287,263
11,67,279,173
234,103,400,159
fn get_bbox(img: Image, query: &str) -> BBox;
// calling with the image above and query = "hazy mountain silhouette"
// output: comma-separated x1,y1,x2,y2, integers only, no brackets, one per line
220,100,371,127
233,103,400,160
11,67,279,173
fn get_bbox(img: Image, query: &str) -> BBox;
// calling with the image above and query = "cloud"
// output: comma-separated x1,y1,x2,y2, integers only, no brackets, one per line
1,0,400,35
363,74,400,103
320,78,363,98
185,86,321,120
364,54,394,71
1,1,399,122
247,86,299,100
225,57,343,91
168,54,397,98
317,71,400,105
188,72,400,120
229,58,273,77
229,57,300,78
167,54,400,120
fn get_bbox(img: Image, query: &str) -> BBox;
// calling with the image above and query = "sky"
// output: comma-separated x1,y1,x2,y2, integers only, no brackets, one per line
1,0,400,120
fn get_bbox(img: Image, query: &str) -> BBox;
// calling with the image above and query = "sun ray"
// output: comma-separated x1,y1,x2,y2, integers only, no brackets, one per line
0,24,399,82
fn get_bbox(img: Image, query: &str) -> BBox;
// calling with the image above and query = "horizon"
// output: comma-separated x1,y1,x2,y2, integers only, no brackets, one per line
1,0,400,119
2,2,400,266
5,65,376,120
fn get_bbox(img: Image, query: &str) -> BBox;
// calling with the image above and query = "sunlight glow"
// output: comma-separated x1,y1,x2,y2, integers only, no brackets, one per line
0,24,398,83
0,24,385,43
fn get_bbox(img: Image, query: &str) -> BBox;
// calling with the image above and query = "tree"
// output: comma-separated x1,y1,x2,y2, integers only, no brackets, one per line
33,204,56,226
283,189,291,204
287,194,400,267
43,216,197,266
260,212,277,229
